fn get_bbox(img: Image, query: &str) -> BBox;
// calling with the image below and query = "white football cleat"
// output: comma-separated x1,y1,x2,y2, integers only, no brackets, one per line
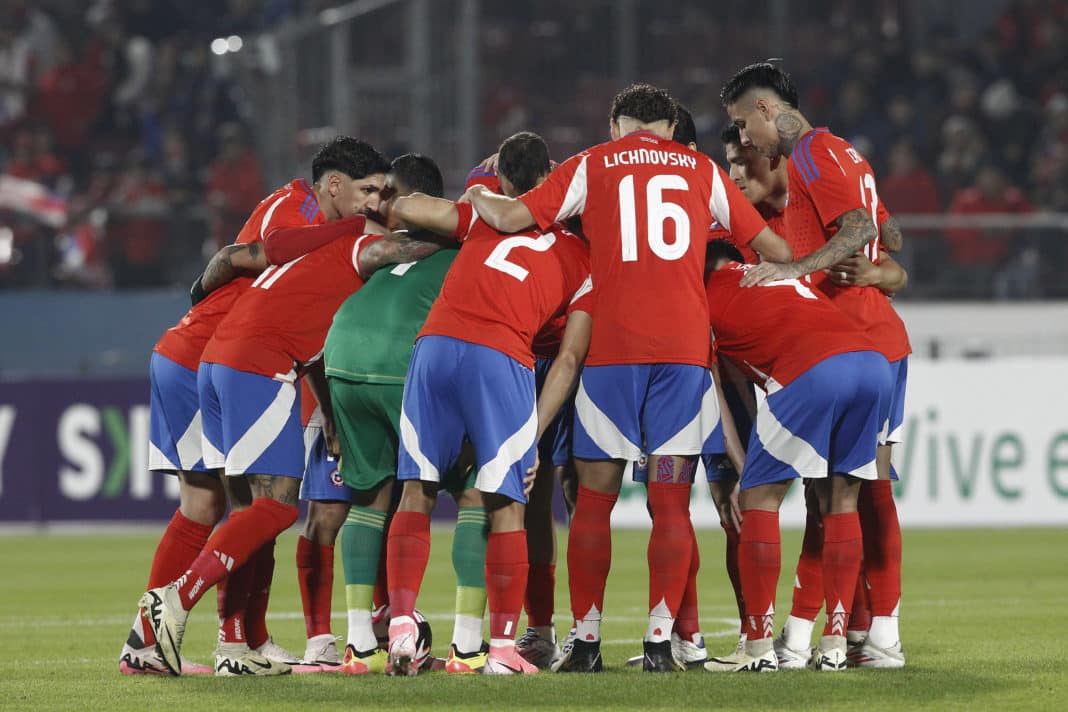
774,630,812,670
254,636,301,665
704,638,777,673
215,642,292,676
387,615,420,677
670,632,708,668
119,641,213,676
138,585,188,676
848,639,906,669
303,634,342,670
516,627,560,670
810,635,849,672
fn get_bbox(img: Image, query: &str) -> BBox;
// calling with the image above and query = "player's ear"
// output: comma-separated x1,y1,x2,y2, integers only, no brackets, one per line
755,97,771,121
609,119,621,141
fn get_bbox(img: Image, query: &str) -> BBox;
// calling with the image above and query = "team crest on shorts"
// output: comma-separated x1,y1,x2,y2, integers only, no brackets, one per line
330,468,344,488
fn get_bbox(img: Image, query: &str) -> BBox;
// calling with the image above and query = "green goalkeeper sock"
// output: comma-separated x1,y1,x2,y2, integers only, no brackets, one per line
452,506,488,652
342,505,387,651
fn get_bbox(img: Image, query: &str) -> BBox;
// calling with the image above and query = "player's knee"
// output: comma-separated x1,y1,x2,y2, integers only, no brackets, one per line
484,494,525,532
303,500,349,544
398,480,436,515
177,471,226,525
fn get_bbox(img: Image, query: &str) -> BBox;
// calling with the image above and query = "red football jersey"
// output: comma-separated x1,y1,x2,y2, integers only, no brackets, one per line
154,180,325,370
785,128,911,362
706,262,879,389
201,233,381,379
300,379,318,427
706,201,781,264
419,203,590,369
519,131,766,367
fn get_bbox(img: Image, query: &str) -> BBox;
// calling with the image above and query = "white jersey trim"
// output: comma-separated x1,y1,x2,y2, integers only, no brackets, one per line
554,154,589,223
260,194,289,240
708,164,732,235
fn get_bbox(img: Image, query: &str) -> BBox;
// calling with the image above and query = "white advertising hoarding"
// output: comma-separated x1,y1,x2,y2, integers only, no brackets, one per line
610,358,1068,528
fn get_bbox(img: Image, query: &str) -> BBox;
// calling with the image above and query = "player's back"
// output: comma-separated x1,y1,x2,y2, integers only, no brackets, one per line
155,180,325,370
325,248,457,384
521,131,765,368
706,262,877,389
419,213,589,368
202,232,377,378
784,128,911,362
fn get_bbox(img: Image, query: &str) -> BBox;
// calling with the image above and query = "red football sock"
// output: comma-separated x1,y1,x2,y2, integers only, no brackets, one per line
789,508,824,621
217,559,255,643
487,530,529,644
176,499,297,611
373,536,389,610
567,486,617,624
848,567,872,633
674,523,701,642
821,511,863,637
148,509,214,588
739,509,780,641
385,511,431,619
525,562,556,628
141,510,213,645
295,536,335,638
859,480,902,617
647,482,693,620
245,539,275,649
721,520,745,626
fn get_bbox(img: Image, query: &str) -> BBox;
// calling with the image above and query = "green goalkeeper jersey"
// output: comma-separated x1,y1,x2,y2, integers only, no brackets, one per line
324,248,457,384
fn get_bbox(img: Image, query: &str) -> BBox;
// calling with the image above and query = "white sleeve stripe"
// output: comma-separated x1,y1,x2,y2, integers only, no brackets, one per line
709,165,732,235
554,155,589,223
467,207,480,234
351,234,372,278
260,194,289,240
569,275,593,305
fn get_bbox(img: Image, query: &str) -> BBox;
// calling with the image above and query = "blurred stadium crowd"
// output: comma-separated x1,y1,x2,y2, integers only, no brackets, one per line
0,0,1065,293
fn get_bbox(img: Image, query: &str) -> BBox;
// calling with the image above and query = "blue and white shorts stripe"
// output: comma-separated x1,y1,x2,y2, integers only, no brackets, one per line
573,363,717,461
197,362,305,478
299,410,351,501
534,356,574,468
740,351,892,489
397,335,536,503
882,356,908,446
148,353,208,473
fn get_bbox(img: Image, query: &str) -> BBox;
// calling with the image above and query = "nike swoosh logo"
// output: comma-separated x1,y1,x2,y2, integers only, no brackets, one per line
497,663,522,673
252,659,274,669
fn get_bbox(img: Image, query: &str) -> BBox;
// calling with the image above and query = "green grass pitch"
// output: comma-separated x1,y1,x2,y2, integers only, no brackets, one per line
1,526,1066,710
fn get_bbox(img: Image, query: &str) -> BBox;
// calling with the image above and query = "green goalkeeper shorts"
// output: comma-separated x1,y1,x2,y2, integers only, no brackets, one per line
329,378,475,493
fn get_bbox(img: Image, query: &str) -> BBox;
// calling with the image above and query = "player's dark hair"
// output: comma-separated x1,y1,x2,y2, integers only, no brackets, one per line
720,62,799,109
390,153,444,198
610,83,678,125
673,104,698,147
312,136,391,183
705,238,745,278
720,124,742,147
497,131,551,195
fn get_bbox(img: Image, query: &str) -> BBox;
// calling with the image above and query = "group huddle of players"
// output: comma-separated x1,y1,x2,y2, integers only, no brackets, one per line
120,62,910,678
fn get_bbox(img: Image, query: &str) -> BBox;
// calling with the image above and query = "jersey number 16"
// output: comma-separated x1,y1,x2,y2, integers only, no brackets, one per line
618,175,691,262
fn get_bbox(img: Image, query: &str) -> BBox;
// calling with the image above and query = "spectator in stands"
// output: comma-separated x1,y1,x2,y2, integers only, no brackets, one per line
206,123,265,248
947,162,1032,268
881,139,942,215
106,152,168,288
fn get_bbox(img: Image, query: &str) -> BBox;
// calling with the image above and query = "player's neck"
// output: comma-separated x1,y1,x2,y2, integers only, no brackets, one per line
774,110,813,158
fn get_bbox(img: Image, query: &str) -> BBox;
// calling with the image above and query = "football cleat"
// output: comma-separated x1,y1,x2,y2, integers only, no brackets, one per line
214,642,292,676
670,632,708,668
340,644,388,675
848,639,906,669
303,634,342,670
847,629,868,649
810,635,849,672
254,637,301,665
138,585,188,676
387,615,420,677
118,640,214,676
445,642,489,674
517,627,560,670
550,637,603,673
642,639,685,673
483,645,539,675
705,638,778,672
773,630,812,670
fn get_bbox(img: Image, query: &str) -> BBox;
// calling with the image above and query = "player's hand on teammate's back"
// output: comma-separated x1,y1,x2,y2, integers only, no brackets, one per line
827,254,879,288
739,260,798,287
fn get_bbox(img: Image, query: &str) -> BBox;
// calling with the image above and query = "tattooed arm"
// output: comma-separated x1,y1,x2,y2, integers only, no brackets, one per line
356,230,452,278
880,215,903,253
192,242,268,303
739,208,876,286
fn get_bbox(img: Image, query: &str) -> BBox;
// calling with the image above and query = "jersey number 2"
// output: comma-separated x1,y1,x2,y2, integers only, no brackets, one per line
618,175,690,262
484,233,557,281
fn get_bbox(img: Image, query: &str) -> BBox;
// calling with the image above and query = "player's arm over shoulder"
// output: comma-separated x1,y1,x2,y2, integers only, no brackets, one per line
194,241,267,302
392,193,463,237
356,229,452,278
